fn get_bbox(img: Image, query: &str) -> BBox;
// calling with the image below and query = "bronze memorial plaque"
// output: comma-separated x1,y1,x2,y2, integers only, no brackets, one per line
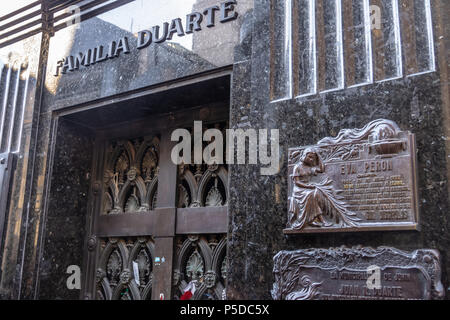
272,247,445,300
285,119,419,233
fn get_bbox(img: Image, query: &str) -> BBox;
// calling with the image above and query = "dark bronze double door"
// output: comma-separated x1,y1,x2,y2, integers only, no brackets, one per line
82,106,229,300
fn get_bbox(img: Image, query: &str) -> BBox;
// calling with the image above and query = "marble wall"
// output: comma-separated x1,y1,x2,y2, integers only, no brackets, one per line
37,119,94,300
226,0,450,299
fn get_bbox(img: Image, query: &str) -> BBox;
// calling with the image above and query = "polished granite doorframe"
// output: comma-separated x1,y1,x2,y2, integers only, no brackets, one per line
32,70,232,300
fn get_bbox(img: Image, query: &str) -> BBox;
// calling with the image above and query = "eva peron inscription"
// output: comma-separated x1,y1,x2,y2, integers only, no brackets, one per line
286,119,419,233
272,247,445,300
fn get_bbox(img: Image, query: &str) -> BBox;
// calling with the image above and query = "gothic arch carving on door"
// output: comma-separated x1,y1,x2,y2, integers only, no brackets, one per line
84,114,229,300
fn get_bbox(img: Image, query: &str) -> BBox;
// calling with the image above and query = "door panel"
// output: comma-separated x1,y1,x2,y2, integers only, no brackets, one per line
96,237,155,300
172,235,227,300
85,117,229,300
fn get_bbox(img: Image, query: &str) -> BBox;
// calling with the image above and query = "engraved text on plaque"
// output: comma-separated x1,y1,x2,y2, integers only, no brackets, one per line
272,247,444,300
286,119,419,233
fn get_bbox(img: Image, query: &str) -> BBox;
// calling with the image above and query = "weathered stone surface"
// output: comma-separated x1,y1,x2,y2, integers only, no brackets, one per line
272,247,445,300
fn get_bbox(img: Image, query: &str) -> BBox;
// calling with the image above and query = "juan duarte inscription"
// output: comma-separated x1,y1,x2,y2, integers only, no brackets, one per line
272,247,445,300
54,1,239,76
286,119,419,233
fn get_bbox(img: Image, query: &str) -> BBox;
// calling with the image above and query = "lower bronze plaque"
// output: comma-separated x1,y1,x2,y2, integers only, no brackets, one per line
286,119,419,233
272,247,444,300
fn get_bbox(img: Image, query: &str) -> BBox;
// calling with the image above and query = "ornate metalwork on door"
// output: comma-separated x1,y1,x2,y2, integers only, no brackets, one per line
96,237,155,300
102,136,160,214
86,117,229,300
178,163,228,208
172,235,227,300
177,121,228,208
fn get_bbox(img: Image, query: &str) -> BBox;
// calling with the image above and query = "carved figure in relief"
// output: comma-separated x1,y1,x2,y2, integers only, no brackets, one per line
318,119,401,145
288,148,360,229
318,119,406,156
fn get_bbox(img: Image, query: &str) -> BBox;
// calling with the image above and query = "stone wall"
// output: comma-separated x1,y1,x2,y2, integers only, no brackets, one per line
226,0,450,299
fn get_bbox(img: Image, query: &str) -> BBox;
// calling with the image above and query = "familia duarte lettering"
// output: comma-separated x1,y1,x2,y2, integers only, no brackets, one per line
54,1,238,76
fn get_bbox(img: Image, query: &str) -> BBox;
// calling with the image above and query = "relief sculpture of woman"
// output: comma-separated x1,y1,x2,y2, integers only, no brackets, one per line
288,148,359,229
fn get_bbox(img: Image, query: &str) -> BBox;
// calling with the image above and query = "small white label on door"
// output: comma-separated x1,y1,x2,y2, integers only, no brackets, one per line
132,261,140,286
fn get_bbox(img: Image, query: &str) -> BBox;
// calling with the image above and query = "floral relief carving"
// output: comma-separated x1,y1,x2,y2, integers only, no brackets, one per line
124,193,139,213
91,125,229,301
173,235,228,300
285,275,322,300
186,250,204,282
106,248,122,286
142,148,158,183
205,184,223,207
176,122,228,208
178,164,227,208
272,247,444,300
120,269,132,285
96,237,155,300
